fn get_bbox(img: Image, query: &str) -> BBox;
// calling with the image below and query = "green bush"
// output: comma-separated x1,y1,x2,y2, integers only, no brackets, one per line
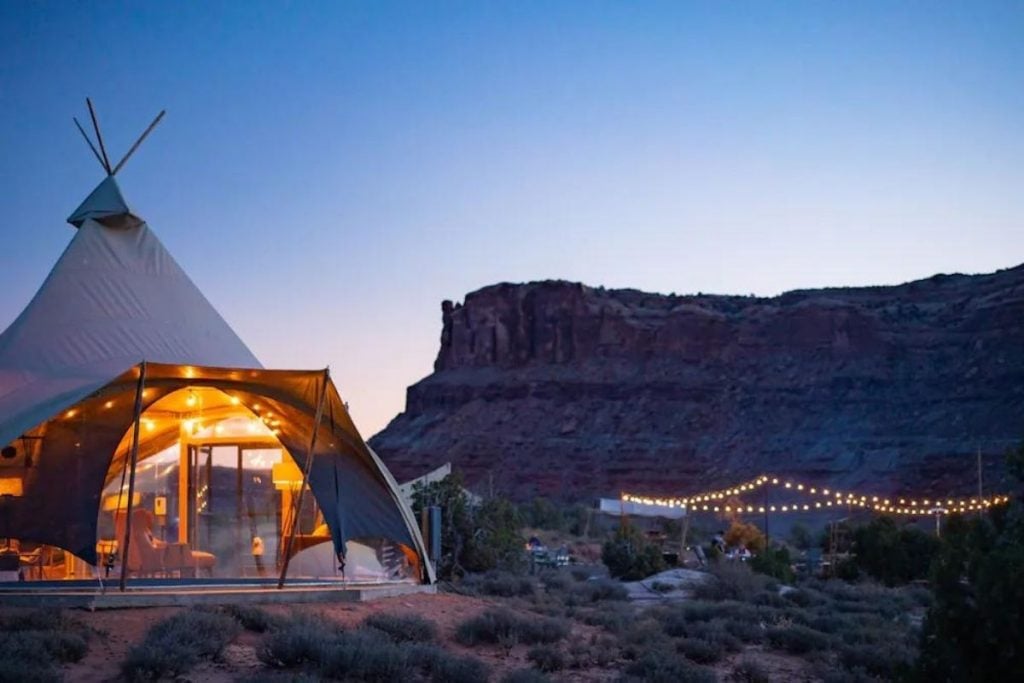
259,614,340,668
751,545,795,583
693,561,770,601
675,636,725,664
602,524,666,580
122,608,240,681
766,624,831,654
455,609,569,647
565,577,628,604
527,644,565,672
361,613,437,643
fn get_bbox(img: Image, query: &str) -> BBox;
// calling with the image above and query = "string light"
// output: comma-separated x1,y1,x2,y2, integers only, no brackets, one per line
620,472,1012,517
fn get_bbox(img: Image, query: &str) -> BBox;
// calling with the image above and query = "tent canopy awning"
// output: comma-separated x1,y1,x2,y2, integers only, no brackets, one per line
0,362,434,583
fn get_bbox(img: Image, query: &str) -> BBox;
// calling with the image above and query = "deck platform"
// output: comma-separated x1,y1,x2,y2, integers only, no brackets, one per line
0,577,434,609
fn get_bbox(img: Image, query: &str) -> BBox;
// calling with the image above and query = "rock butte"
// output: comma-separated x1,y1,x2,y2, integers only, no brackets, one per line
371,265,1024,501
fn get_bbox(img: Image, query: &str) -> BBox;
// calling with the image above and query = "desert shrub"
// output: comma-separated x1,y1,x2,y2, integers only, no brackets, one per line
566,577,628,604
565,633,619,668
220,604,280,633
464,570,535,597
259,614,340,668
751,545,795,583
602,524,666,580
619,617,674,661
578,601,635,633
316,630,412,681
733,656,771,683
722,617,765,644
676,636,725,664
361,613,437,643
540,570,571,592
455,609,569,646
122,608,240,681
840,641,915,679
766,624,831,654
503,669,552,683
527,644,565,672
694,560,770,601
783,587,825,608
404,642,489,683
622,651,717,683
0,607,90,683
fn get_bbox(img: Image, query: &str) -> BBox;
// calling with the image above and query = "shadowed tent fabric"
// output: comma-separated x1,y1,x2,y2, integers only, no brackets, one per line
0,171,434,583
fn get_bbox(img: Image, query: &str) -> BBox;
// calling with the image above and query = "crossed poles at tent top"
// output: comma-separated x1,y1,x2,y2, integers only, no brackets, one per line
620,474,1011,517
73,98,165,177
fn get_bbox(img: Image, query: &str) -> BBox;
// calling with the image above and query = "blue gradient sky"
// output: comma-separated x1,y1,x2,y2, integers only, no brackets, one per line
2,2,1022,435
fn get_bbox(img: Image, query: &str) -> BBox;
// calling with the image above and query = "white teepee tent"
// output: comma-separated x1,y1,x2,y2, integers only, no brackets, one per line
0,105,433,582
0,174,261,449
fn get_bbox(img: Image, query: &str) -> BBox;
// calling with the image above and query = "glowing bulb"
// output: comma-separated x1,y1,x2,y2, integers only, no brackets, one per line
186,390,197,407
65,409,77,419
104,400,113,409
230,396,240,405
183,419,194,432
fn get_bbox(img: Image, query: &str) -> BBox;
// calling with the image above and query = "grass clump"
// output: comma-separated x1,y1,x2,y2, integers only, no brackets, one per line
361,613,437,643
122,608,240,681
622,651,717,683
527,644,566,672
463,570,535,597
693,561,771,601
675,636,726,664
566,578,628,604
766,624,831,654
262,614,486,682
0,607,90,682
455,608,569,646
220,604,281,633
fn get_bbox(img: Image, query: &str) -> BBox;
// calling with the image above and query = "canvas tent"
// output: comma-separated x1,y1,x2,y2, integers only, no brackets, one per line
0,107,433,584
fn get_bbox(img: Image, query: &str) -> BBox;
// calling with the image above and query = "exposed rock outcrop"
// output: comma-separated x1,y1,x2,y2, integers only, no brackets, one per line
371,266,1024,500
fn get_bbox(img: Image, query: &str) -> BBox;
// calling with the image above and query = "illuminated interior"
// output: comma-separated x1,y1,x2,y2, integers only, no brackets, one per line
1,386,418,583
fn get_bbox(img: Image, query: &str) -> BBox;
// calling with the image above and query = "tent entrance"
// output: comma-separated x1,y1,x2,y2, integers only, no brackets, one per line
92,387,326,580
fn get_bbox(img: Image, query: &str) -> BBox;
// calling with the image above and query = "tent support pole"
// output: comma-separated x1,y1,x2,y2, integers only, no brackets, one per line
119,361,148,592
277,369,330,589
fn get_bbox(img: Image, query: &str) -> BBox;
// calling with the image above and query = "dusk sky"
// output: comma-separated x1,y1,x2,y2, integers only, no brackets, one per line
2,2,1022,435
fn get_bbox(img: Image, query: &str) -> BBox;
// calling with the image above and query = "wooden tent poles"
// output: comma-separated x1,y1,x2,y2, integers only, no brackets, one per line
119,361,148,592
277,369,330,589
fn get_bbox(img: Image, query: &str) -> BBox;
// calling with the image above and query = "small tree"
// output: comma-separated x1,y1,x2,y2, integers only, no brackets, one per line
724,520,766,553
602,524,666,580
411,472,525,578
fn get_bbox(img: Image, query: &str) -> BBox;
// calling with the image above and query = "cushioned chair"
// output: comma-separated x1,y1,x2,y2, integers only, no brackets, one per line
114,508,167,576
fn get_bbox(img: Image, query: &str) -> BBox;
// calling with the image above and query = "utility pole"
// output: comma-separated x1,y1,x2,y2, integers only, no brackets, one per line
977,447,984,519
763,486,770,544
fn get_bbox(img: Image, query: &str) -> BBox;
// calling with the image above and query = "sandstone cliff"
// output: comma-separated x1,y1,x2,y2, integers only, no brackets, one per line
370,266,1024,500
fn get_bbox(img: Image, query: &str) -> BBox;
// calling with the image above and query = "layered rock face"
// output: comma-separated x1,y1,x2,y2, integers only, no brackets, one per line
370,266,1024,500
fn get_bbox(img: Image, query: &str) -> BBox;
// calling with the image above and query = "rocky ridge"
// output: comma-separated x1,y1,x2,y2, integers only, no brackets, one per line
370,265,1024,500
